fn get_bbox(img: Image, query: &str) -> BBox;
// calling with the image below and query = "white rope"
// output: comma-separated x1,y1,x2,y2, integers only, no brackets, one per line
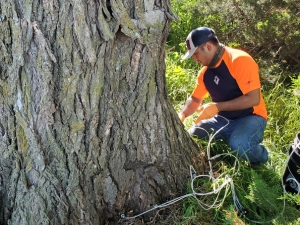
121,116,236,220
121,116,299,223
121,165,234,220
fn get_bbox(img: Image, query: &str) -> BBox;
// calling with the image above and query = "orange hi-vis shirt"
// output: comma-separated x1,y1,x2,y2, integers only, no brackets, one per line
191,46,267,120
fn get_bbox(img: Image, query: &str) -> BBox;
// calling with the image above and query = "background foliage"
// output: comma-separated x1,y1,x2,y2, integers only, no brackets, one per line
164,0,300,224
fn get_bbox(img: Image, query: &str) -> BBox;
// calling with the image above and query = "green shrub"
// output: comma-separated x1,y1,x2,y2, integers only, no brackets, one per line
168,0,300,73
166,51,199,105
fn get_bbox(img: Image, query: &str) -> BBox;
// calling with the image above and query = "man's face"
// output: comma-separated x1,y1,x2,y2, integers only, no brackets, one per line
191,43,213,66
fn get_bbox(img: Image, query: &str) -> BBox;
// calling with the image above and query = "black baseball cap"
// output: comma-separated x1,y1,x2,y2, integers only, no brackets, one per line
182,27,216,60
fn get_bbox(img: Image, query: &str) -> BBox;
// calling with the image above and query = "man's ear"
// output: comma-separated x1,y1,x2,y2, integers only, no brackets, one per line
206,42,212,51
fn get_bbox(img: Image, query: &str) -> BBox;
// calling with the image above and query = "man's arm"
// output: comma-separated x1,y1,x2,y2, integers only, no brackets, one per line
216,88,261,111
180,96,203,118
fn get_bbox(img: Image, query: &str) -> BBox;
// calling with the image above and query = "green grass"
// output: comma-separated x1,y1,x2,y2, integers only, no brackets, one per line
165,49,300,224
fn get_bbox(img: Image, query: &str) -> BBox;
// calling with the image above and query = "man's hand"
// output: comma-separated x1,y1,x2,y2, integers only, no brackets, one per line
195,103,219,124
178,112,186,122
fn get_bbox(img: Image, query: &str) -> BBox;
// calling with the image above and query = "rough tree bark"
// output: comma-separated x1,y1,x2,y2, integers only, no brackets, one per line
0,0,204,224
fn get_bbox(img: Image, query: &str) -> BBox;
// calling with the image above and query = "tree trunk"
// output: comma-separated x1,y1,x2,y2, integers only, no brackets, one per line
0,0,204,224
